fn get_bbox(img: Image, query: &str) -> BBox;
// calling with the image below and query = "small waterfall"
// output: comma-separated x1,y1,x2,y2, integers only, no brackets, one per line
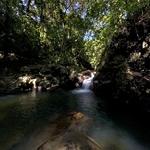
82,72,94,89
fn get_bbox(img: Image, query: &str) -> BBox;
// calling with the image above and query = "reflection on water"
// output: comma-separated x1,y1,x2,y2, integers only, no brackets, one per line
71,89,102,118
0,89,149,150
72,89,149,150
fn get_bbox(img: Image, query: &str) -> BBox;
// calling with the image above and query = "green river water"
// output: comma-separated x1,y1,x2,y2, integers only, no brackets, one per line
0,89,150,150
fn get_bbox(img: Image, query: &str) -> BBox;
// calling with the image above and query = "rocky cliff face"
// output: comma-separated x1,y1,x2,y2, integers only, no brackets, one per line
94,8,150,112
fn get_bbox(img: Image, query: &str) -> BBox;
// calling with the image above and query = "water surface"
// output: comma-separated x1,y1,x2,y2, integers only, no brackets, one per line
0,89,149,150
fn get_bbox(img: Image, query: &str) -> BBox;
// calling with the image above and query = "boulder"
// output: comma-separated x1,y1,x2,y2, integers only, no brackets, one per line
93,8,150,112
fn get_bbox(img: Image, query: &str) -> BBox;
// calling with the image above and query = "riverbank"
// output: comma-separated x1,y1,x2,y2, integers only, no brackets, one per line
0,65,96,96
93,8,150,114
0,64,76,96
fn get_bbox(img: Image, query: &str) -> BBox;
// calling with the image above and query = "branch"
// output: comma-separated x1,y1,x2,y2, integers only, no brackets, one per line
26,0,31,12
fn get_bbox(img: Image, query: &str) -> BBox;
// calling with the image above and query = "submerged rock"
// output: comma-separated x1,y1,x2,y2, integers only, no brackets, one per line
36,112,101,150
69,112,85,120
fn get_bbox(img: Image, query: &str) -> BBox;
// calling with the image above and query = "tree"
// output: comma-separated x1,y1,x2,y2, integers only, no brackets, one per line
0,0,149,70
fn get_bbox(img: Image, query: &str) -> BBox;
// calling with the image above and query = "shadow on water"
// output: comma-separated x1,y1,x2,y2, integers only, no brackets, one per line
0,89,149,150
71,88,150,150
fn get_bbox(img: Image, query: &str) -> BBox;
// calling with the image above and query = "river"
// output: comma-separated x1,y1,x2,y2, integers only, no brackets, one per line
0,88,150,150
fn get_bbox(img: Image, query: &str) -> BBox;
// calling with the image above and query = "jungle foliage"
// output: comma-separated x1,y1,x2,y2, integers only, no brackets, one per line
0,0,150,70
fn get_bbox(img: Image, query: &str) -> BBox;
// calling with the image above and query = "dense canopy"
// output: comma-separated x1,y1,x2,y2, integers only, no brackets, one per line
0,0,149,71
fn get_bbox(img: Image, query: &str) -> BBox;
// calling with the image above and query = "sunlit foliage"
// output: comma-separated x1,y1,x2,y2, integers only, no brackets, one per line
0,0,150,69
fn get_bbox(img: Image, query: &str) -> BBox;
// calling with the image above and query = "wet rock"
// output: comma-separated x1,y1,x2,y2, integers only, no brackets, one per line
36,113,99,150
93,8,150,112
17,64,73,92
69,112,85,120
